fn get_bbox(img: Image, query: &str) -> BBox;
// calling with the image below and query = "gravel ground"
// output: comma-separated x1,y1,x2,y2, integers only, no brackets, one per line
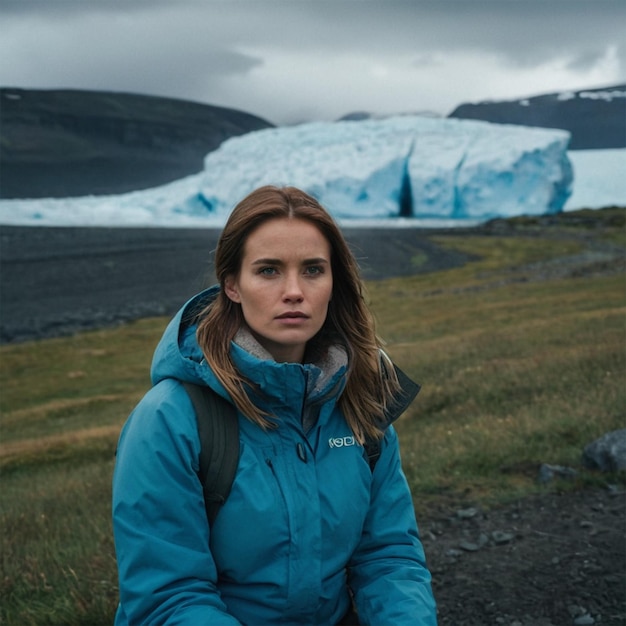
425,486,626,626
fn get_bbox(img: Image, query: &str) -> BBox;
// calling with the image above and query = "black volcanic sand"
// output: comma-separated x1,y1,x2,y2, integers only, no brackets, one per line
0,225,474,343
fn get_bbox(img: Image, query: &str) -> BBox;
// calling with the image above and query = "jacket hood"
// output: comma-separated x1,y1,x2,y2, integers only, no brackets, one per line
151,286,222,390
150,286,349,410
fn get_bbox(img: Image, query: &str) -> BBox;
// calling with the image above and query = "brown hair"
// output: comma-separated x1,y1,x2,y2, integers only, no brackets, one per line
196,185,399,442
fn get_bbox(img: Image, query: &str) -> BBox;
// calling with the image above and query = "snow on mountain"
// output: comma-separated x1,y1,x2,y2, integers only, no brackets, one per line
557,88,626,102
197,116,572,220
0,122,623,229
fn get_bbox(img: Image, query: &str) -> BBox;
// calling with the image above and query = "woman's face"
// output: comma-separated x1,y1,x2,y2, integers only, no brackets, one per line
225,217,333,363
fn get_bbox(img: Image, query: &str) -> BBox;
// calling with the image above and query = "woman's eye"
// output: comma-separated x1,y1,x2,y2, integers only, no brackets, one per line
259,267,277,276
305,266,324,276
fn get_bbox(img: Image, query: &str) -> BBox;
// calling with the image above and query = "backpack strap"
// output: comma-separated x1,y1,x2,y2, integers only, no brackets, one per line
182,382,240,527
385,364,421,422
365,364,421,471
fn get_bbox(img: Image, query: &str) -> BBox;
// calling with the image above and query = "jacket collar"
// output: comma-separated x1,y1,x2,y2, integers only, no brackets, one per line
230,326,348,412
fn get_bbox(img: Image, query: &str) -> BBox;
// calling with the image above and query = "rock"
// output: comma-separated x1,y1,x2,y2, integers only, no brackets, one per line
538,463,579,484
581,429,626,472
456,507,479,519
492,530,515,544
445,548,462,558
459,540,480,552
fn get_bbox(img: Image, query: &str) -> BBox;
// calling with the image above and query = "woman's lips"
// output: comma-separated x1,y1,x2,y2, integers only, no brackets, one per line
275,312,309,323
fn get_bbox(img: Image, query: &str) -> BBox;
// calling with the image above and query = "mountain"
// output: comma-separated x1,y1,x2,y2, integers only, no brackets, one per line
0,88,273,199
449,85,625,150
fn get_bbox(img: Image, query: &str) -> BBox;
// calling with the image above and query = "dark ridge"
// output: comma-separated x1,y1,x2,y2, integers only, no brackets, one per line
0,88,274,199
449,84,626,150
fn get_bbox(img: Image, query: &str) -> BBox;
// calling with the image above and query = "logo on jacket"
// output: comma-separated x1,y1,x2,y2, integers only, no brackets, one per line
328,435,356,448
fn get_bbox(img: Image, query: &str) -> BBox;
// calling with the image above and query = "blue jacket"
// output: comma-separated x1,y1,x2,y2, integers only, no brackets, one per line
112,287,436,625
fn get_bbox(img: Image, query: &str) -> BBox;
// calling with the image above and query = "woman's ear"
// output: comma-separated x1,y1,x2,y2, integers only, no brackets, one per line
224,276,241,303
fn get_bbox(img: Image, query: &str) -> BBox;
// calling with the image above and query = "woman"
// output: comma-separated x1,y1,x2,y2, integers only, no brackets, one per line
112,186,437,625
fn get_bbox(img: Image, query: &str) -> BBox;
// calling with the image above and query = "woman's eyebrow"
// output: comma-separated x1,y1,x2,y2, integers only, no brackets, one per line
251,257,282,266
302,257,330,265
250,257,329,266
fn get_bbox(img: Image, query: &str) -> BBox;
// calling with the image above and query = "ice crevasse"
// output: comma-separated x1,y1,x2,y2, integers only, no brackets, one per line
196,115,573,220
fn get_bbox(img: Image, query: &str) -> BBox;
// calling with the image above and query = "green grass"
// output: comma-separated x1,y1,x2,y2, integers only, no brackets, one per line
1,460,117,625
1,210,624,624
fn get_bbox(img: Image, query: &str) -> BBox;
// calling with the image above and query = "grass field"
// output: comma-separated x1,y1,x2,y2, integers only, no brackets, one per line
1,209,624,625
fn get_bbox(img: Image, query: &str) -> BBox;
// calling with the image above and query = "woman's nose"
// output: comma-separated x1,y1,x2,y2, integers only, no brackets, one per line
282,274,304,301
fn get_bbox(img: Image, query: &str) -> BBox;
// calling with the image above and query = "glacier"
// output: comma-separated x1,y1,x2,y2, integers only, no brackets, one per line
197,116,573,220
2,121,624,229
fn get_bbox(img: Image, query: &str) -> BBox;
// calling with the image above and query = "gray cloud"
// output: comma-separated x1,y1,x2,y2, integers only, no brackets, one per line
0,0,172,17
1,0,624,123
565,49,612,73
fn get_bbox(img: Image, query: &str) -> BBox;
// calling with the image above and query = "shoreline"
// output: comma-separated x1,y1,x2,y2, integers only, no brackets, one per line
0,225,474,344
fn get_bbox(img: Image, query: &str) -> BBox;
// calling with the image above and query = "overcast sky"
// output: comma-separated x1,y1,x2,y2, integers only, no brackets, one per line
1,0,624,125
